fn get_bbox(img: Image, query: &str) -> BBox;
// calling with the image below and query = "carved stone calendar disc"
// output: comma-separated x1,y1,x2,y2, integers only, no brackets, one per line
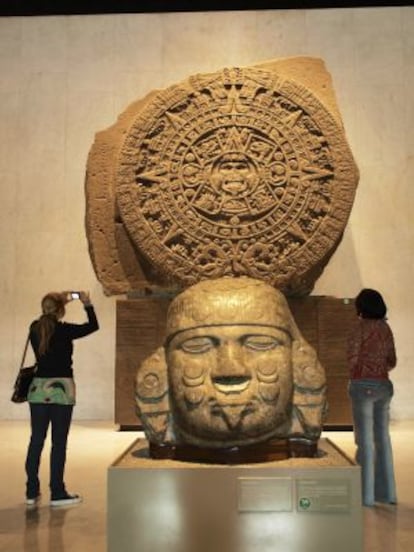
115,66,358,294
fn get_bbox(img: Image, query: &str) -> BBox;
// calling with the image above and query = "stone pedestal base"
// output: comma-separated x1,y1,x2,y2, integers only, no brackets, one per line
107,438,363,552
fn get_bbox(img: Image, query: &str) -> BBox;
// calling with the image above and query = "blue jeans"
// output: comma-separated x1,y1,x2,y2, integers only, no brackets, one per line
348,379,397,506
25,403,73,499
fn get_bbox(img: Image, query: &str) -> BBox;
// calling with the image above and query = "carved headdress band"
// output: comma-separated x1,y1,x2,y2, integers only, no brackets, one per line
165,277,300,344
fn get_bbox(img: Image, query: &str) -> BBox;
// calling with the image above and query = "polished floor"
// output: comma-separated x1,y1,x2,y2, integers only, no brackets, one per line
1,420,413,552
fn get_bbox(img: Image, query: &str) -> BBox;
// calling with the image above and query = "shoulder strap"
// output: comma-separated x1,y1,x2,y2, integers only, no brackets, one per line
20,333,31,369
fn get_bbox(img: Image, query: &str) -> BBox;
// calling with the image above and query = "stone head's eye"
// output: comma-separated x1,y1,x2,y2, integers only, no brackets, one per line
243,335,281,351
180,336,216,354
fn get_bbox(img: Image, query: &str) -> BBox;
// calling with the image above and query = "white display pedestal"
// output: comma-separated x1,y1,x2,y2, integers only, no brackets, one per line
107,438,363,552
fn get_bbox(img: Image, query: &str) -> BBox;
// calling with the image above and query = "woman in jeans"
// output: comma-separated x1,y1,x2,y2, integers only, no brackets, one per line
25,291,99,507
347,288,397,507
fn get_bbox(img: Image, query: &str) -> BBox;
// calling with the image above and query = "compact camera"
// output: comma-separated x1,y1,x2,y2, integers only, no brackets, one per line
70,292,80,300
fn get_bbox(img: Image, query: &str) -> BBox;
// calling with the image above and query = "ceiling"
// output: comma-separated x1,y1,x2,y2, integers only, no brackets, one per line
1,1,412,17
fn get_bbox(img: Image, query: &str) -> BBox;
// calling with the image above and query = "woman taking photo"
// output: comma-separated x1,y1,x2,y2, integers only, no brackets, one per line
25,291,99,507
347,288,397,507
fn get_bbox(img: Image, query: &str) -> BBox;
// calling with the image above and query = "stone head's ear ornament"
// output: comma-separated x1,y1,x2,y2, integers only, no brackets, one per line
289,338,328,440
135,347,170,444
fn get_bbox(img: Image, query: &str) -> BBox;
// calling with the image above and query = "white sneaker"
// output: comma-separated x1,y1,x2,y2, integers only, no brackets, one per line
26,495,41,506
50,493,82,507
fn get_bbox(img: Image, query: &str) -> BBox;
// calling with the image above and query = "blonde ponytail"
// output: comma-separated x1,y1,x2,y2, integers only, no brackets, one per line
35,293,66,355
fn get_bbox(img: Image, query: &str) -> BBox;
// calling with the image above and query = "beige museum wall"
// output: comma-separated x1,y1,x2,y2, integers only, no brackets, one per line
0,7,413,421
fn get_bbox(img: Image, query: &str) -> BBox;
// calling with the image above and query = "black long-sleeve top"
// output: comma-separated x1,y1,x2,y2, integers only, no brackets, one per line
29,305,99,378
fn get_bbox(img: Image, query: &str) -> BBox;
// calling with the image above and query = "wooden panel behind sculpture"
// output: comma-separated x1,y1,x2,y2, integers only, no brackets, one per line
115,296,355,428
86,57,359,297
317,296,357,426
115,296,171,427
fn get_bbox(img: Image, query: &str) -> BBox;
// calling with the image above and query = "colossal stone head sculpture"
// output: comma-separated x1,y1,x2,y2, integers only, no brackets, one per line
135,277,327,449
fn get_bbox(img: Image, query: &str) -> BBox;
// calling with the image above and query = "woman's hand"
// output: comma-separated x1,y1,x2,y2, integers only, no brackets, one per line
79,291,92,306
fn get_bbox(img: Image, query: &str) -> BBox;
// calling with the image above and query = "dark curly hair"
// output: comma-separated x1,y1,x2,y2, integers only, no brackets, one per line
355,288,387,319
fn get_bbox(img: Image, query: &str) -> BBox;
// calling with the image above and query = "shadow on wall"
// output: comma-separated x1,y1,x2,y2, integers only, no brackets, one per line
314,225,363,298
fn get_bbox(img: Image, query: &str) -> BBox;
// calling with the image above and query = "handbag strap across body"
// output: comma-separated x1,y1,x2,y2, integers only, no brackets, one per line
20,333,32,369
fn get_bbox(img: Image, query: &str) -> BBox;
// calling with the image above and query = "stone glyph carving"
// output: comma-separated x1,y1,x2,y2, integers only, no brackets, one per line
135,277,327,449
86,57,359,296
